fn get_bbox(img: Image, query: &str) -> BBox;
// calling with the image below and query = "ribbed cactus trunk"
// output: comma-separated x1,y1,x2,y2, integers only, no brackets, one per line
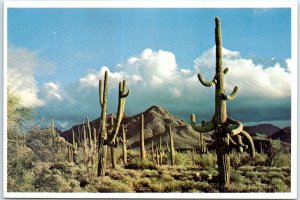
98,71,108,176
151,140,155,163
110,139,117,169
159,136,163,165
51,119,59,163
122,125,127,165
169,126,175,166
140,114,146,160
155,145,159,165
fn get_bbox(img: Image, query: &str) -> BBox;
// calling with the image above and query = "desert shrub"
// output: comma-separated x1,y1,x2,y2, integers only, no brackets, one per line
197,152,217,170
175,153,192,166
7,145,37,192
272,153,290,167
125,158,158,170
149,178,166,192
270,178,290,192
133,177,152,192
179,180,211,192
253,153,268,166
141,169,160,178
94,176,133,192
34,162,81,192
231,170,246,185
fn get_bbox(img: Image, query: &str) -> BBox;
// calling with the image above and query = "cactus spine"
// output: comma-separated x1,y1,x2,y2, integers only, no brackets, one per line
140,114,146,160
190,17,255,191
168,126,175,166
97,71,130,176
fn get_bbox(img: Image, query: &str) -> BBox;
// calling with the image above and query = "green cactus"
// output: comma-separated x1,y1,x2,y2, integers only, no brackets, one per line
159,136,163,166
140,114,146,160
190,17,255,191
121,125,127,165
51,119,59,163
97,71,130,176
192,149,195,166
155,145,159,165
151,140,155,163
168,126,175,166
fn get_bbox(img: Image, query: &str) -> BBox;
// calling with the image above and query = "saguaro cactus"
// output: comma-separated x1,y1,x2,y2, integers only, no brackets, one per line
168,126,175,166
140,114,146,160
190,17,255,191
51,119,59,163
97,71,130,176
121,125,127,165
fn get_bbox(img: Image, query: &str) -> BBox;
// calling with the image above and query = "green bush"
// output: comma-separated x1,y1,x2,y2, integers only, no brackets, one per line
270,178,290,192
197,152,217,170
125,158,158,170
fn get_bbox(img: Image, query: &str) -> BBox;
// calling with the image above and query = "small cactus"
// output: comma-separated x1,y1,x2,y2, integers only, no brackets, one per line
140,114,146,160
121,125,127,165
168,126,175,166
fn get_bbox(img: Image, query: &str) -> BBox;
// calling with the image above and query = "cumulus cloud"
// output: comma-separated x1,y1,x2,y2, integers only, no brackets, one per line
194,46,291,99
8,47,47,107
43,82,63,101
31,47,291,130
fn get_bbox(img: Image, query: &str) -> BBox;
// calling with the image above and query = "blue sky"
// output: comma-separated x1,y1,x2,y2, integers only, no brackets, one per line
7,8,292,130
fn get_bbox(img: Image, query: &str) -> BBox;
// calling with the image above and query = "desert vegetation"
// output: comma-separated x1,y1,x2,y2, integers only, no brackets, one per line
7,17,291,193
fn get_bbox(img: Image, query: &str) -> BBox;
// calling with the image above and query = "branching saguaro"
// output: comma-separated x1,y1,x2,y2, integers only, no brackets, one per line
97,71,130,176
190,17,255,192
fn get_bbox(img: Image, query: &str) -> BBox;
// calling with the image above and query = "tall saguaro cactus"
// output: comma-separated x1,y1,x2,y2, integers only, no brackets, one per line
97,71,130,176
190,17,255,191
140,114,146,160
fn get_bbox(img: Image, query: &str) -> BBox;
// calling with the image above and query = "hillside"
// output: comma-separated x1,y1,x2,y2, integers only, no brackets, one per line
244,124,280,137
270,126,291,143
60,105,213,150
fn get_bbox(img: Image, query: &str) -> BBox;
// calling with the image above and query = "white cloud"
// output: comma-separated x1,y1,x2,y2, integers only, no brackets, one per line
43,82,63,101
180,68,192,75
285,59,292,73
79,66,125,88
194,46,240,69
124,48,178,85
8,47,46,107
34,47,291,130
170,88,182,97
194,46,290,99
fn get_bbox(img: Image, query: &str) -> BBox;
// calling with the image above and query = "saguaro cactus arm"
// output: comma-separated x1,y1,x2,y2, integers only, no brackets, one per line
99,71,108,108
120,80,130,98
226,117,243,136
197,73,217,87
191,114,214,132
241,130,255,158
220,86,238,101
223,67,229,74
106,80,130,145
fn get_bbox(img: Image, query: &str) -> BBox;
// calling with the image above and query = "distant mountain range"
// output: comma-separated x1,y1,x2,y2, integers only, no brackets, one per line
60,105,291,151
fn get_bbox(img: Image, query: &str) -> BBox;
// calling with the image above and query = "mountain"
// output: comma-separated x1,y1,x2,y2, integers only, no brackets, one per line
244,124,281,137
60,105,213,150
270,126,291,144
